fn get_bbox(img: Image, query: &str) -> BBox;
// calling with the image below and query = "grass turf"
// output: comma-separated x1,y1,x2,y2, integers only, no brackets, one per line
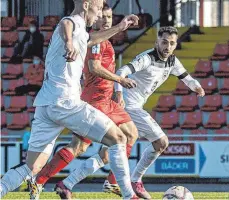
2,192,229,199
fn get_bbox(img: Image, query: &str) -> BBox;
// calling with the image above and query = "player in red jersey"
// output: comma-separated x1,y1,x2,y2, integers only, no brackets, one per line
29,4,139,199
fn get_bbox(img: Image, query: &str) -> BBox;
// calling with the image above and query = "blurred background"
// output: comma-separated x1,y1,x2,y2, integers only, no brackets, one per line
1,0,229,193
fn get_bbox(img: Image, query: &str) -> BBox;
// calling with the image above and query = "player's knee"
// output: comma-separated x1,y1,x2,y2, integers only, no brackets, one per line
99,147,109,164
115,131,127,144
126,126,138,144
153,136,169,154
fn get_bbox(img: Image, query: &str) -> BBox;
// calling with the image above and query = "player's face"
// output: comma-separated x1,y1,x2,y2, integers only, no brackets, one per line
100,9,112,30
157,33,177,59
85,0,103,27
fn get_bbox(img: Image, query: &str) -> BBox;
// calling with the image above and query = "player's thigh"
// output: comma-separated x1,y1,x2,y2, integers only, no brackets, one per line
126,108,166,143
119,121,138,145
48,102,116,144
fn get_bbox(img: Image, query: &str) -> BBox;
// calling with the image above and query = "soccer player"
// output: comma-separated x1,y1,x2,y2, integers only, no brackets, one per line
38,26,205,199
0,0,139,199
28,4,138,199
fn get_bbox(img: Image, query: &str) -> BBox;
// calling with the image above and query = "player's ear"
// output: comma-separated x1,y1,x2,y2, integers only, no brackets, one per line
83,1,90,12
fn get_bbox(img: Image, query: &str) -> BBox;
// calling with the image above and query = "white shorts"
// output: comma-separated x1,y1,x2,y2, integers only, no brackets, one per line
28,101,114,155
125,108,165,143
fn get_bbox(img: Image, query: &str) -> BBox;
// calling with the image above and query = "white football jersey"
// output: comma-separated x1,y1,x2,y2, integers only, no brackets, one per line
122,49,186,109
34,15,89,108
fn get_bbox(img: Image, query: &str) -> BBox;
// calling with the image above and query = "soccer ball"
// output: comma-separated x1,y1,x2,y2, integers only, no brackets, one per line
163,186,194,200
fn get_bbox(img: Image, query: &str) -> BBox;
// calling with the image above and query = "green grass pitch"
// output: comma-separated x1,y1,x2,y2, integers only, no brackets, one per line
2,192,229,199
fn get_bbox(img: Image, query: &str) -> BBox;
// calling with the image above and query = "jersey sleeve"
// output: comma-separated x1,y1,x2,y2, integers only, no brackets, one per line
87,43,103,61
170,57,187,77
129,53,151,72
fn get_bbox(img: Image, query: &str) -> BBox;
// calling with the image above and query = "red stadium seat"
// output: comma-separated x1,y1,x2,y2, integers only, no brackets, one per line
25,64,44,85
154,95,175,112
160,112,179,129
110,31,128,46
219,79,229,95
180,111,202,129
7,113,30,130
3,79,24,96
17,16,38,31
5,96,27,113
201,95,222,111
200,77,218,95
1,17,17,31
40,16,60,31
190,129,208,141
223,103,229,111
214,60,229,78
1,64,23,79
204,111,226,129
44,32,53,46
212,129,229,141
1,48,14,63
211,43,229,60
1,112,7,128
193,60,213,78
172,81,191,95
0,130,8,141
1,96,4,110
177,95,198,112
166,128,183,141
1,32,18,47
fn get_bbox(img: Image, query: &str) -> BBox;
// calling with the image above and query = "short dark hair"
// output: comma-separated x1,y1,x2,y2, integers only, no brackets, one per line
103,2,111,11
158,26,178,37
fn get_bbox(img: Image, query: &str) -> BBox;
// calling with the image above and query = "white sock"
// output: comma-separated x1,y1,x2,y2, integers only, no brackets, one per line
131,145,160,182
108,144,135,199
0,164,32,198
63,154,104,190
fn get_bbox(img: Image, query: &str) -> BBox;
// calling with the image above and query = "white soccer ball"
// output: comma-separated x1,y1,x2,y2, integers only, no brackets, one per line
163,186,194,200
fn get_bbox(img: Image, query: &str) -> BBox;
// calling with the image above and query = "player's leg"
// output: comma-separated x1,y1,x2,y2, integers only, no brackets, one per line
127,108,169,199
0,106,64,198
52,102,136,199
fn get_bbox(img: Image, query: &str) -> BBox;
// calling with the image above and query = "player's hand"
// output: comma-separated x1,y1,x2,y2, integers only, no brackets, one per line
64,41,79,62
118,14,139,31
115,91,125,108
120,77,137,89
195,86,205,97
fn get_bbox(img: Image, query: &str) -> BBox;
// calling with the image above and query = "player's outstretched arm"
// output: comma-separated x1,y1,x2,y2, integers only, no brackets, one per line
87,14,139,47
59,19,78,61
88,59,136,89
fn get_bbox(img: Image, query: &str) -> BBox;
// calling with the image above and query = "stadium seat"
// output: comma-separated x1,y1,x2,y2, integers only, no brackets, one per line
1,64,23,79
1,17,17,31
25,64,44,85
193,60,213,78
214,60,229,78
154,95,175,112
27,97,35,113
151,110,156,119
176,95,198,112
1,96,4,110
180,111,202,129
172,81,191,95
40,15,60,31
129,13,152,30
17,16,38,31
1,48,14,63
219,79,229,95
166,128,183,141
5,96,27,113
201,95,222,111
160,112,179,129
3,79,24,96
7,113,30,130
110,31,128,46
0,129,8,141
112,14,124,26
190,129,208,141
200,77,218,95
1,112,7,128
223,103,229,111
203,111,226,129
1,32,19,47
212,129,229,141
211,43,229,60
44,32,53,46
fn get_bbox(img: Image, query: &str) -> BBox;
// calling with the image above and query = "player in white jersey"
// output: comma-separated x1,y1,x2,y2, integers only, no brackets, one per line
42,26,205,199
0,0,139,199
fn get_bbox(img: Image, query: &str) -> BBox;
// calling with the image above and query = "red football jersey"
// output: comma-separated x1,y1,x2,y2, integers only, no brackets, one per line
81,40,116,103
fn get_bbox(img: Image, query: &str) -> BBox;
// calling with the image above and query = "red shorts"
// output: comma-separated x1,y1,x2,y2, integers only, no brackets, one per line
77,100,132,144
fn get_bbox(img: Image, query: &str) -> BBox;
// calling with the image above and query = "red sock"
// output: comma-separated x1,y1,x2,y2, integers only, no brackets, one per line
107,144,132,184
36,148,74,185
